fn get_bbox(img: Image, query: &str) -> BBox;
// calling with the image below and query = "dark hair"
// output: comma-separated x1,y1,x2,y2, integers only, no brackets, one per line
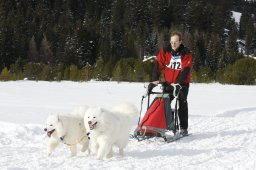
170,31,182,41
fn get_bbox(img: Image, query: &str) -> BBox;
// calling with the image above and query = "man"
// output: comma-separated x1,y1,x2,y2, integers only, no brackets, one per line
149,31,192,136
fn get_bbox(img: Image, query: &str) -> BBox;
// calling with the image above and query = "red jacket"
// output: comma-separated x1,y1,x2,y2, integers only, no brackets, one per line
154,45,192,84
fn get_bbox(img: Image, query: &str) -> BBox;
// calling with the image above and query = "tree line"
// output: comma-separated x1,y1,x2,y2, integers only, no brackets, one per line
0,0,256,84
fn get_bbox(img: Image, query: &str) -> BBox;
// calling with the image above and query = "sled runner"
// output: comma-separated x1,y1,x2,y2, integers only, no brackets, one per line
133,83,187,143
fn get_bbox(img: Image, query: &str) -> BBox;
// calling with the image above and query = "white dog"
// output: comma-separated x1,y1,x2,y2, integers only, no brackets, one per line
44,106,89,156
84,103,138,160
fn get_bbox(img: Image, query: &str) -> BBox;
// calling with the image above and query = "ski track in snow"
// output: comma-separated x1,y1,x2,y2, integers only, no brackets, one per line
1,107,256,170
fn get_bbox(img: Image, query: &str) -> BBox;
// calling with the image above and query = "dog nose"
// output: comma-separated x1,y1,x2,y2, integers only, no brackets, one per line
44,128,47,131
88,121,92,125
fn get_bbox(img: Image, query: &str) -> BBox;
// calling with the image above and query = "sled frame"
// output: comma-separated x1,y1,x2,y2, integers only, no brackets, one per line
134,90,181,142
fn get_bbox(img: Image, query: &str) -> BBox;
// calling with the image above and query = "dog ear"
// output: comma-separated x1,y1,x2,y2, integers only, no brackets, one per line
57,114,60,122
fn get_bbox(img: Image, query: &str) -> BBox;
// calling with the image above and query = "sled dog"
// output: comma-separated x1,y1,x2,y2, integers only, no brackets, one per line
84,103,138,159
44,106,89,156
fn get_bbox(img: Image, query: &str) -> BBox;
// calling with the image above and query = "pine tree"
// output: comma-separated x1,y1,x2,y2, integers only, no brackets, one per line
63,34,79,66
221,58,256,85
102,62,112,81
239,12,251,39
206,33,222,77
9,57,24,80
134,61,145,82
0,12,16,70
39,35,54,64
23,63,44,80
112,61,122,82
244,17,255,55
192,31,207,71
28,36,39,63
226,29,239,64
218,49,228,70
55,63,65,81
0,67,10,81
69,64,79,81
80,63,92,81
184,1,213,31
63,66,70,80
127,66,135,82
92,57,104,80
40,65,54,81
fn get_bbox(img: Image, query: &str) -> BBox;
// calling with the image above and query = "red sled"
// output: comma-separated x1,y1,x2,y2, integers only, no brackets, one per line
133,92,179,141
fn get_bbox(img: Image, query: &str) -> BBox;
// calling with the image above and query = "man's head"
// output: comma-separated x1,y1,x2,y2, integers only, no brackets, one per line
170,31,182,51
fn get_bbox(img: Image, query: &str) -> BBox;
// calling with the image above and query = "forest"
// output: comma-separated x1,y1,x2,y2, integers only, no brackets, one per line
0,0,256,84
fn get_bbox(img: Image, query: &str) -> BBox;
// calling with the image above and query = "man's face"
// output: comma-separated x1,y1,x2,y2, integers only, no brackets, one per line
170,35,182,51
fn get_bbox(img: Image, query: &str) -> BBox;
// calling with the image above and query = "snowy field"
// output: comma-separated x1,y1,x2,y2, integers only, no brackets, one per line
1,81,256,170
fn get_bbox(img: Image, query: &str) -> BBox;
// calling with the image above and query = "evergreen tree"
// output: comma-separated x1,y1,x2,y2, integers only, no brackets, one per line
239,12,251,39
184,1,213,31
220,58,256,85
244,17,255,55
192,31,207,71
112,61,122,82
80,63,92,81
55,63,65,81
218,49,228,70
0,16,16,70
9,57,24,80
225,28,239,64
62,34,79,66
28,36,39,63
23,63,44,80
39,35,54,64
0,67,10,81
134,61,145,82
110,0,128,61
102,62,112,81
76,25,98,67
69,64,79,81
92,57,104,80
206,34,222,77
40,65,54,81
63,66,70,80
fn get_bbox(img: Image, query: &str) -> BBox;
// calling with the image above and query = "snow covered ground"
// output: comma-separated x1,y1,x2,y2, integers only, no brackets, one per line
1,81,256,170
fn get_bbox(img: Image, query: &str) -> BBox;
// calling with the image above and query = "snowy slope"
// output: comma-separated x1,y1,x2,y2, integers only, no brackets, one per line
1,81,256,170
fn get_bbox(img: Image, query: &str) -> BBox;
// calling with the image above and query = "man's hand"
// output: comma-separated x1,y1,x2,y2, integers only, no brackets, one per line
171,83,182,97
148,82,157,93
162,82,174,93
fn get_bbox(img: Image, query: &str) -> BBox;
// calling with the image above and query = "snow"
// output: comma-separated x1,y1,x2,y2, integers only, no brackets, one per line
1,81,256,170
231,11,242,25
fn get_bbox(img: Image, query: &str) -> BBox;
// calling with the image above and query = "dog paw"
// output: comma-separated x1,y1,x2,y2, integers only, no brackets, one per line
106,152,113,158
70,154,76,157
96,155,103,160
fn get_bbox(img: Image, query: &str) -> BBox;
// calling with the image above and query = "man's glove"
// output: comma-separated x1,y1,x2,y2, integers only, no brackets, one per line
172,83,182,97
162,82,174,93
162,82,182,97
148,82,157,94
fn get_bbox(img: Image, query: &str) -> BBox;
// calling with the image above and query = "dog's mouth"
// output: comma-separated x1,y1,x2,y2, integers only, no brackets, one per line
47,129,55,137
89,122,97,130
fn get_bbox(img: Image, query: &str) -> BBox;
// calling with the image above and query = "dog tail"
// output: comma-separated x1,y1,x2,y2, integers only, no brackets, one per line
113,102,139,119
71,105,89,118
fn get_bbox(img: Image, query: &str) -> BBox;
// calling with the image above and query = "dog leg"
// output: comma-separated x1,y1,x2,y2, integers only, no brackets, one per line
90,141,98,156
96,142,112,160
119,148,124,156
81,139,89,152
106,147,113,158
47,141,59,156
69,145,77,157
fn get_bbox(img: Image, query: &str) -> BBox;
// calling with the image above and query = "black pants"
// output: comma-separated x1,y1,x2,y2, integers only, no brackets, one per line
178,84,189,130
